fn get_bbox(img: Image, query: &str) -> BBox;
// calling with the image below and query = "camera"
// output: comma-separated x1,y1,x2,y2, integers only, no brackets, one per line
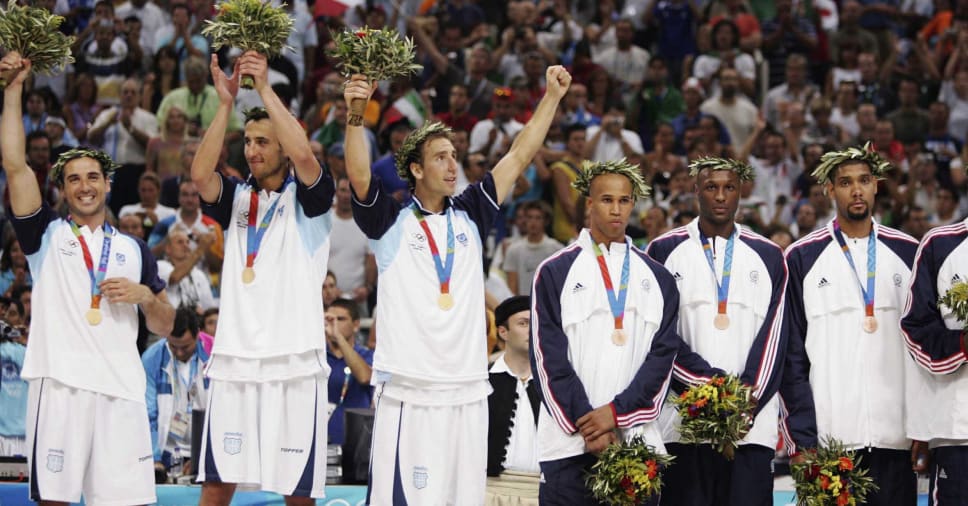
0,321,22,342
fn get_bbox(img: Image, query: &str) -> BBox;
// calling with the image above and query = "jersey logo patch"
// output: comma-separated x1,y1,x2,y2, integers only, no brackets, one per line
224,434,243,455
749,270,759,285
59,239,78,257
115,252,126,266
640,279,651,292
237,211,250,229
46,452,64,473
456,233,468,246
817,277,830,288
572,282,586,294
413,466,429,489
673,272,683,282
893,273,902,287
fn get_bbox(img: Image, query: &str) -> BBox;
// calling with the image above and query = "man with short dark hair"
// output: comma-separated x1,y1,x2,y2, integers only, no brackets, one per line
343,64,570,505
1,51,174,505
503,200,562,295
647,157,790,505
783,145,923,506
192,51,335,504
323,298,372,446
585,101,645,164
142,307,209,482
531,160,678,504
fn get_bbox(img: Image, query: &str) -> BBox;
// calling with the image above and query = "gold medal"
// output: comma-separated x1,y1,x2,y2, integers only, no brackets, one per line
714,313,730,330
611,329,627,346
438,293,454,310
86,308,102,326
242,267,255,284
863,316,877,333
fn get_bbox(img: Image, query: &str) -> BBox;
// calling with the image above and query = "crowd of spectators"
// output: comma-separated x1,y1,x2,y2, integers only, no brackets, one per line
3,0,968,485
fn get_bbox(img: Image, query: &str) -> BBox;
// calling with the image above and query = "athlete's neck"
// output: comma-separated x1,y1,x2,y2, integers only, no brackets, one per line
589,228,624,247
70,212,107,230
257,172,288,193
698,218,735,239
837,214,873,238
413,187,447,214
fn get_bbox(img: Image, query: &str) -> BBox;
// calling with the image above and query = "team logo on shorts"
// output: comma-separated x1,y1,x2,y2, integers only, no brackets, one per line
46,452,64,473
412,466,429,489
223,435,243,455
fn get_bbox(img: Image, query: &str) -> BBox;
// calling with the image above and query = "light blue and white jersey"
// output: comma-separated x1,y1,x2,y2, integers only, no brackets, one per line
352,173,500,402
11,204,165,402
201,172,334,381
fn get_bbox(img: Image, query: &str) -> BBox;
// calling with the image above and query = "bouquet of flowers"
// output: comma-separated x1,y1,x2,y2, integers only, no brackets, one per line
672,375,754,459
586,435,673,506
201,0,293,88
0,0,74,88
329,26,422,126
939,280,968,324
791,437,878,505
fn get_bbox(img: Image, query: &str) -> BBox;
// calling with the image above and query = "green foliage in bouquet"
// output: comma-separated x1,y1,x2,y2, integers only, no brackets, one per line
586,436,674,506
0,0,75,88
939,280,968,325
328,26,422,81
672,375,755,459
791,436,878,506
202,0,293,87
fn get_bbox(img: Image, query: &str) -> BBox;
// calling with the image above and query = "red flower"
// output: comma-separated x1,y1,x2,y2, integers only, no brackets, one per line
820,475,830,490
807,465,821,480
695,398,708,408
646,459,658,479
620,476,632,489
712,377,726,386
355,31,366,38
837,491,851,506
838,457,854,471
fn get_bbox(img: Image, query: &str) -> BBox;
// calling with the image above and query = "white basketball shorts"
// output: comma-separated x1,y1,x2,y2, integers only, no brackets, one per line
367,394,487,506
26,378,156,506
197,372,328,498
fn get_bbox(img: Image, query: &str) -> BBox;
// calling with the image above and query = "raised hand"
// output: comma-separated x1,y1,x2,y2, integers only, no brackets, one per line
343,74,377,109
0,52,31,89
238,50,270,92
545,65,572,100
209,54,240,104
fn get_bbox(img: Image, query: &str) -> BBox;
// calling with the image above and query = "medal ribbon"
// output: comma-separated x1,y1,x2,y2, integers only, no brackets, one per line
245,180,290,270
68,217,112,310
698,229,736,315
411,204,455,297
590,240,630,330
831,220,876,318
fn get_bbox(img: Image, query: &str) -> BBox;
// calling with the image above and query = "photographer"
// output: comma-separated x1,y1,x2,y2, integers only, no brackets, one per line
583,101,645,166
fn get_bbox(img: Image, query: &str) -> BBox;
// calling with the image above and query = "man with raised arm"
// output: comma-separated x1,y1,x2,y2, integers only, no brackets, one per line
190,51,335,505
342,65,571,505
0,52,174,505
